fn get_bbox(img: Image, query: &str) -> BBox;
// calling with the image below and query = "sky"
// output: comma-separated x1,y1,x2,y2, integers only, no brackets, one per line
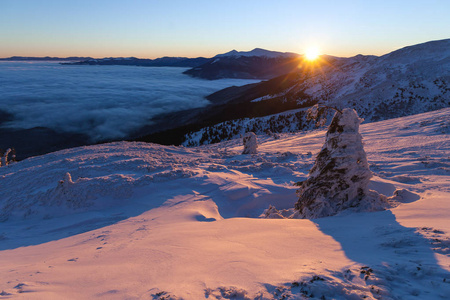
1,0,449,58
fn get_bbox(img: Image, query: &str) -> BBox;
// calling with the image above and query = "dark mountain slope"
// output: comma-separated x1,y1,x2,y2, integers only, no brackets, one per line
150,39,450,146
62,57,210,68
183,54,302,80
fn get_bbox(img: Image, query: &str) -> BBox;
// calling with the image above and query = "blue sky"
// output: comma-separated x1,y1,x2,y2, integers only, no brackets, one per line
1,0,449,58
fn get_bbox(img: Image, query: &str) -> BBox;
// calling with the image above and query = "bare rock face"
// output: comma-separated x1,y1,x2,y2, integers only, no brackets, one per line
242,132,258,154
295,108,387,218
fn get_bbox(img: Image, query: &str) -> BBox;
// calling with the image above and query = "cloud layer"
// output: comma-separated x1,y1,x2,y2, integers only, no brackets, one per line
0,62,258,141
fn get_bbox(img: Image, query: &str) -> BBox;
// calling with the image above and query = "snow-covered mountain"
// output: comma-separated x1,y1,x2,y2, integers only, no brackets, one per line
303,39,450,121
182,39,450,146
214,48,298,59
183,48,301,80
1,108,449,299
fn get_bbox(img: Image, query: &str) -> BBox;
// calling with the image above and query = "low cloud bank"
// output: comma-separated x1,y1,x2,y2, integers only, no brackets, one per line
0,62,258,141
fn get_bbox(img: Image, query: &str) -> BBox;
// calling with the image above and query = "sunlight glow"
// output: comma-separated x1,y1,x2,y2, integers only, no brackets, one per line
305,47,320,61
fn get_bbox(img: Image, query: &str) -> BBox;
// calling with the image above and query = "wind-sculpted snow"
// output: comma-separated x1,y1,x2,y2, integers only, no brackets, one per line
0,141,307,223
0,108,449,299
0,143,206,222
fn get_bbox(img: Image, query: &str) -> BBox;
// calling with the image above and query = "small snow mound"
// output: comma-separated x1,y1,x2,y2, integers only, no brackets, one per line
387,189,420,204
389,174,422,183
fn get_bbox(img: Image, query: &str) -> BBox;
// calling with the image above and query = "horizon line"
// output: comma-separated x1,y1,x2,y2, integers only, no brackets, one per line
1,37,448,61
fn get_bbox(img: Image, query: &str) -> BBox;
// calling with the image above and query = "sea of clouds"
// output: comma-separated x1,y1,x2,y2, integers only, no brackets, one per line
0,61,259,141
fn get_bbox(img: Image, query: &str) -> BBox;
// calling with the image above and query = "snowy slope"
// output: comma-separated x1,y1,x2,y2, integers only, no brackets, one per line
279,39,450,121
183,39,450,147
0,108,449,299
182,107,333,147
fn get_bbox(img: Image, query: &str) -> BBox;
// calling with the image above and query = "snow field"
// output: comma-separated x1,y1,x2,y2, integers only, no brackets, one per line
0,108,449,299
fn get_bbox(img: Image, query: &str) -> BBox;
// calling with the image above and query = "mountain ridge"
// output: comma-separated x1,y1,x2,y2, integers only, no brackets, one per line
0,56,93,61
214,48,299,58
59,48,302,76
61,56,210,68
2,39,449,157
140,39,450,146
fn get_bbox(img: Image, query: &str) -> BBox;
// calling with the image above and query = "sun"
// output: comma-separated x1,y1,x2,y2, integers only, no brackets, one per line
305,47,320,61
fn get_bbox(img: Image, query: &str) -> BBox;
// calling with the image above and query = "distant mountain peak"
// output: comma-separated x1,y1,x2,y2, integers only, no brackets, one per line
214,48,299,58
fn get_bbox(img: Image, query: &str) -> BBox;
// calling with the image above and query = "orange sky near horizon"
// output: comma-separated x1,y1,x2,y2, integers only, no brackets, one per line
1,0,449,59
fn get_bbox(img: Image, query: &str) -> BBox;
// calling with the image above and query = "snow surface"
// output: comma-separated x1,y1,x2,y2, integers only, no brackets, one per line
0,108,449,299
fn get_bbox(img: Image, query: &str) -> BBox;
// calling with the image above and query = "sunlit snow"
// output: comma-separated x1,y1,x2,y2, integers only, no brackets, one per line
0,108,449,299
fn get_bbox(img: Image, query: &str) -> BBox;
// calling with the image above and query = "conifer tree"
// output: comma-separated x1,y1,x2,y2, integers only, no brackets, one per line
242,132,258,154
295,108,387,218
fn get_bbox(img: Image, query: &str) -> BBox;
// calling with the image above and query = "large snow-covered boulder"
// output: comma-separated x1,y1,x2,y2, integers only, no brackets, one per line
295,108,387,218
242,132,258,154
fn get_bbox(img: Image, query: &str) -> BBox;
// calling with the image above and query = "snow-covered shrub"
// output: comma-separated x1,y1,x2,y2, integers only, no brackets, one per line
0,148,15,167
183,108,337,147
60,172,74,189
242,132,257,154
261,205,295,219
266,130,280,139
295,108,388,218
306,103,332,127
